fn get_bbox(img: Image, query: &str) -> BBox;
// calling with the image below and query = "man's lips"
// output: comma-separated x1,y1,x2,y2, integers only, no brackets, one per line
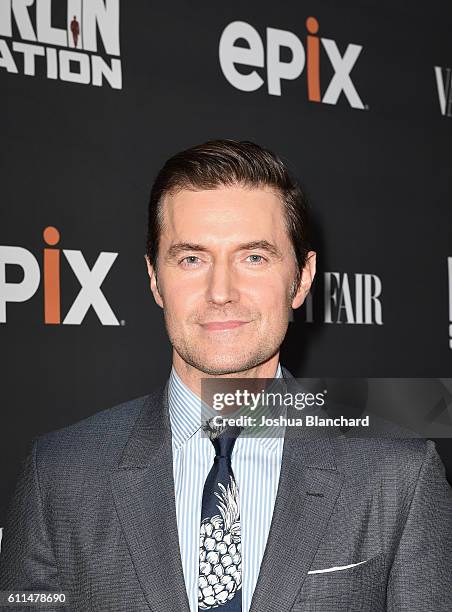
200,320,250,331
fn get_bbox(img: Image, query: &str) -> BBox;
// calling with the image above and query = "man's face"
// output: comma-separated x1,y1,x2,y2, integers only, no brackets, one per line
146,185,315,375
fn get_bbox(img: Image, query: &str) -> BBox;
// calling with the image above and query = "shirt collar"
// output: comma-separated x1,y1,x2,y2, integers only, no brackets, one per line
168,362,283,451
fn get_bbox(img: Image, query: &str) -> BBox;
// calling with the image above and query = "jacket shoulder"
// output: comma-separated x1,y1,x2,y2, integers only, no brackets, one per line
34,386,164,470
339,436,441,490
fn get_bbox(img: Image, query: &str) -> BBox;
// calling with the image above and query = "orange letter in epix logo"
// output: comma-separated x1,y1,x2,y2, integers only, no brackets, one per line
306,16,320,102
43,226,60,324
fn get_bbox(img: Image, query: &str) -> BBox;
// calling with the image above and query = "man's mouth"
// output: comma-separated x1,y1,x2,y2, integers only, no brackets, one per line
200,320,250,331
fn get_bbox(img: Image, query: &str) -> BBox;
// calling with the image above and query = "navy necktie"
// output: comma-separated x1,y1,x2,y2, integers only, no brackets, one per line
198,425,242,610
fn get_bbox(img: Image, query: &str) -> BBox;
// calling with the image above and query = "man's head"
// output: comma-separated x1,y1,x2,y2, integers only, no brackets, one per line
145,139,316,376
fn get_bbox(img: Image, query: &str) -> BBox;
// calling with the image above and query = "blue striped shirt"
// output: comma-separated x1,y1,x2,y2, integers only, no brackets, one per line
168,364,285,612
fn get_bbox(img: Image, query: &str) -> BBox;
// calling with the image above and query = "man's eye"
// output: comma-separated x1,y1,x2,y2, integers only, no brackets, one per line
246,254,266,264
180,256,200,266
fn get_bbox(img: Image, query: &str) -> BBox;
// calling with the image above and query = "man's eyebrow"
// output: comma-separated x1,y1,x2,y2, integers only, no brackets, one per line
166,240,282,259
166,243,208,258
238,240,282,257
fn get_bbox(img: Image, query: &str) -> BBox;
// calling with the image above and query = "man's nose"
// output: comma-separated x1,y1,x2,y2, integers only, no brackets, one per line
205,262,239,305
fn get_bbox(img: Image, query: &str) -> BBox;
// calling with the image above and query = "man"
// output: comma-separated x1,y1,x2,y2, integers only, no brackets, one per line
0,140,451,611
70,16,79,49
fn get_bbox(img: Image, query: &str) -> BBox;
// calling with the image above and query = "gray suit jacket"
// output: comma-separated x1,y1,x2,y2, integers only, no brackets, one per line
1,367,451,611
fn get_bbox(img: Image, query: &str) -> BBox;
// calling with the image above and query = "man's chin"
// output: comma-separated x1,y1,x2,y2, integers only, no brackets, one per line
183,353,268,376
194,365,249,376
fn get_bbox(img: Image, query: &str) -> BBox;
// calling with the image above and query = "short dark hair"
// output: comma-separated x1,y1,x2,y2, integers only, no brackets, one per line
146,139,312,292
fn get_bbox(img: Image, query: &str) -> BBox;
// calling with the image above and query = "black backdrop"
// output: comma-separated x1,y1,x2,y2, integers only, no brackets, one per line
1,0,452,530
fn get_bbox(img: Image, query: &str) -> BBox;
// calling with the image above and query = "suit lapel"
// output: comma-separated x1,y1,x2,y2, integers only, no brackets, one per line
109,383,191,612
249,368,345,612
109,367,345,612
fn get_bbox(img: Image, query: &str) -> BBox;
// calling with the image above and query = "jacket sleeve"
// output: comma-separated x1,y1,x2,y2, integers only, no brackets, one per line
386,440,452,611
0,438,62,591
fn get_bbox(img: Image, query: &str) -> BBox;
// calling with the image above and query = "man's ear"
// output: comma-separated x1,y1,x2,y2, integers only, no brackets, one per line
291,251,316,309
144,255,164,308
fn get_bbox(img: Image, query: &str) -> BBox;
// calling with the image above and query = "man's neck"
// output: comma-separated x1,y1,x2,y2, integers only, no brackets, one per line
172,351,281,398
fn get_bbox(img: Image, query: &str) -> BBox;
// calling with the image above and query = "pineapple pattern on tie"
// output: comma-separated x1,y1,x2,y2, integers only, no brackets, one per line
199,424,242,610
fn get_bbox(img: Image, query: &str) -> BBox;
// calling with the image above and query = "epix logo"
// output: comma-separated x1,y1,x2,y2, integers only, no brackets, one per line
219,17,365,109
0,226,120,325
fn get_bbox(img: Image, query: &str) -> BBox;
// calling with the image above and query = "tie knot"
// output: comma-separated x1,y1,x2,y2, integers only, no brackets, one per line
211,425,242,459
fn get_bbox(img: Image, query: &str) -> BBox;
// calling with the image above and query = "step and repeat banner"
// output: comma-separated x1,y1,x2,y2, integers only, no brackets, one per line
1,0,452,532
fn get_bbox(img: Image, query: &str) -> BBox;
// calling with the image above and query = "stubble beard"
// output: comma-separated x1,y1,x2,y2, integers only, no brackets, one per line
163,282,295,376
173,342,279,376
168,320,288,376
